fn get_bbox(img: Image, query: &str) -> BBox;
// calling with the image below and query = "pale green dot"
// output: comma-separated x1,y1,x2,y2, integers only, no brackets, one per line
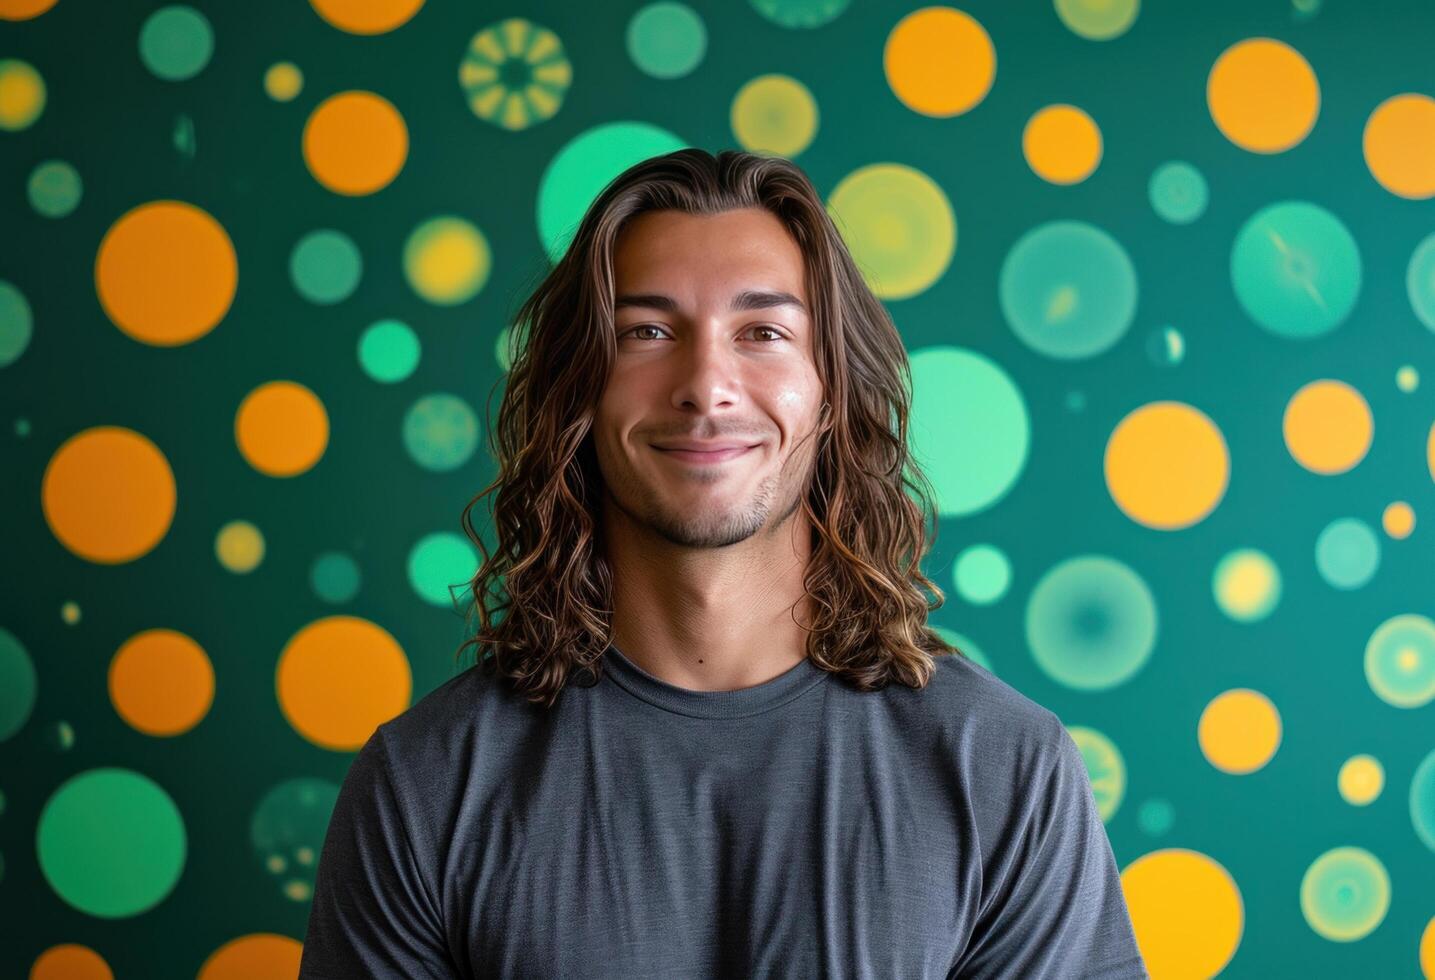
1138,797,1174,835
250,778,339,899
1395,365,1418,392
1299,846,1390,941
1065,390,1086,413
749,0,852,28
628,2,707,79
1149,160,1208,224
1411,748,1435,851
953,544,1011,605
1406,232,1435,333
139,5,214,81
402,392,479,472
0,280,33,368
408,532,479,607
358,319,420,383
310,551,361,604
1231,200,1361,340
27,160,82,218
1144,325,1185,366
1066,726,1126,822
0,627,37,742
1055,0,1140,39
290,229,362,305
15,418,31,437
1315,517,1379,590
1364,613,1435,709
1026,554,1157,691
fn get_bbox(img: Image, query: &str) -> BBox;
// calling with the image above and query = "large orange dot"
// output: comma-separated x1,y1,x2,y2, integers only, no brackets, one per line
1122,848,1244,977
0,0,60,19
110,628,215,736
1198,687,1282,774
1207,37,1319,153
30,945,113,980
1023,104,1102,184
95,200,238,346
884,7,995,118
277,615,411,750
303,90,409,196
1363,93,1435,200
42,426,177,564
308,0,424,34
197,933,304,979
1105,401,1230,530
1283,379,1372,474
235,380,329,477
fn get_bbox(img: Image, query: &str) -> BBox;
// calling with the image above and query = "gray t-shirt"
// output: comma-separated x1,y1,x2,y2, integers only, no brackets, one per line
299,644,1149,979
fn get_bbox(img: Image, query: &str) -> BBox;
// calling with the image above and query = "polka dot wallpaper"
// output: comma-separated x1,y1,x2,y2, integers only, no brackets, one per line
2,0,1434,976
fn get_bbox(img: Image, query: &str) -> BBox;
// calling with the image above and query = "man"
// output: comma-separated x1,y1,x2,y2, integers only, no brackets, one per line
299,149,1149,978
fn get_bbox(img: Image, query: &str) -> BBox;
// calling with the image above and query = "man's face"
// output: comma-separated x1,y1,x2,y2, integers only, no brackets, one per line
592,207,824,550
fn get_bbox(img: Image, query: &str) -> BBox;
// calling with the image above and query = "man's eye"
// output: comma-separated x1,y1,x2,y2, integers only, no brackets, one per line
622,325,667,340
748,326,784,342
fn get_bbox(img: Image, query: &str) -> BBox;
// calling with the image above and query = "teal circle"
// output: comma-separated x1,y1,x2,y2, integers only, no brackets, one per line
999,220,1138,359
1299,846,1390,941
27,160,82,218
1231,200,1362,339
952,544,1011,605
1411,748,1435,851
1137,797,1174,836
290,229,362,305
138,6,214,82
408,532,479,607
932,625,994,674
37,768,187,917
402,392,480,472
1149,161,1208,224
909,346,1030,517
0,280,32,368
358,319,420,383
537,122,688,263
250,777,339,898
310,551,361,604
0,627,37,742
1364,613,1435,709
1144,325,1185,366
1065,390,1086,413
1026,554,1157,691
1315,517,1379,590
749,0,852,28
627,3,707,79
1406,232,1435,333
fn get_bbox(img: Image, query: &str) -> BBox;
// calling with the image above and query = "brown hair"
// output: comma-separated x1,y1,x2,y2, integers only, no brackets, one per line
454,148,960,708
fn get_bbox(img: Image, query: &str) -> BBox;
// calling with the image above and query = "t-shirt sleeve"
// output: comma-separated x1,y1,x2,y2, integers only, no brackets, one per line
299,726,457,979
950,720,1150,979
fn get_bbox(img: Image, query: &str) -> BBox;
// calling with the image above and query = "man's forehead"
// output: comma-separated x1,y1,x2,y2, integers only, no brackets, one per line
612,209,808,301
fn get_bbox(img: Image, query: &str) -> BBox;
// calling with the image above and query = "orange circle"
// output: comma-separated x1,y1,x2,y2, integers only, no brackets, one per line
308,0,424,34
95,200,238,346
30,944,113,980
235,381,329,477
1023,104,1102,184
110,628,215,736
42,426,177,564
1363,93,1435,200
1282,379,1372,474
1105,401,1230,530
276,615,411,750
1207,37,1319,153
197,933,304,979
0,0,59,19
1382,501,1415,539
303,90,409,196
884,7,996,118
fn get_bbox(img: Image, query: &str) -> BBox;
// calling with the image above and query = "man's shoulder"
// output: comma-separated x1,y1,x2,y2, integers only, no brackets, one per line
913,650,1067,751
374,656,539,759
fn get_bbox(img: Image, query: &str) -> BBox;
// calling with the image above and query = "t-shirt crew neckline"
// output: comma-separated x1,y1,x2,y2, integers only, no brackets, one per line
602,642,830,719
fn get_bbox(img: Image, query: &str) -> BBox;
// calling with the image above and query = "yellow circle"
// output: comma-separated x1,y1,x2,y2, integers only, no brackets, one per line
1199,688,1282,774
264,62,303,102
1207,37,1319,153
0,0,60,19
1421,915,1435,980
405,217,492,305
1282,379,1372,475
30,945,113,980
95,200,238,346
1123,848,1243,977
1363,93,1435,200
109,628,215,737
731,74,818,157
235,381,329,477
303,90,409,196
197,933,304,979
1383,501,1415,539
42,426,177,564
1023,104,1102,184
1337,754,1384,805
0,58,45,130
1397,365,1419,392
307,0,424,34
884,6,995,118
1105,401,1229,530
1429,419,1435,483
276,615,411,750
61,601,81,624
826,162,956,300
216,520,266,572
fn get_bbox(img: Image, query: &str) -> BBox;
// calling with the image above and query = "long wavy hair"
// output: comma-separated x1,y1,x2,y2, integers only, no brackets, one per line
454,148,961,709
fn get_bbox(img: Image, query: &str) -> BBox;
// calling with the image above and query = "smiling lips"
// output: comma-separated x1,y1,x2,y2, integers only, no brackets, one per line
653,443,756,464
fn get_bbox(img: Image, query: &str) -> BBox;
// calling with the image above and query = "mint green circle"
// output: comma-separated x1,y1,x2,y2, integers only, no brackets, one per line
953,544,1011,605
408,532,479,607
1138,797,1174,836
909,346,1029,517
537,122,688,263
138,6,214,82
1300,846,1390,941
37,768,186,917
627,3,707,79
0,627,37,742
0,280,33,368
310,551,361,604
1000,220,1138,359
1406,232,1435,333
1315,517,1379,590
749,0,851,28
358,319,420,383
1026,554,1157,690
1231,200,1362,339
402,392,480,472
1364,613,1435,709
27,159,82,218
932,625,994,674
1144,325,1185,366
1411,748,1435,851
1149,161,1208,224
290,229,362,305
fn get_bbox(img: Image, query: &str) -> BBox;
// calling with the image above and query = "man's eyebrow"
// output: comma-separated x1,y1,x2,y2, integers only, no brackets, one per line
613,289,809,316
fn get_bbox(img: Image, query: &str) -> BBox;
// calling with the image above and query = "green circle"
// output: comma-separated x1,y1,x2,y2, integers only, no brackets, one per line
1314,517,1379,591
290,229,362,305
826,162,956,301
402,393,480,472
1144,325,1185,366
932,625,994,674
953,544,1012,605
537,122,688,264
1299,846,1390,942
0,280,34,368
1054,0,1140,39
250,777,339,898
27,160,82,218
1149,160,1208,224
627,3,707,79
37,768,187,917
1067,725,1126,821
1406,232,1435,333
749,0,851,28
1000,219,1138,359
1231,200,1362,339
909,346,1029,518
358,319,420,383
0,627,37,742
310,551,361,604
408,532,479,607
1137,797,1174,836
1026,554,1157,691
1364,613,1435,709
1411,748,1435,852
138,6,214,82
